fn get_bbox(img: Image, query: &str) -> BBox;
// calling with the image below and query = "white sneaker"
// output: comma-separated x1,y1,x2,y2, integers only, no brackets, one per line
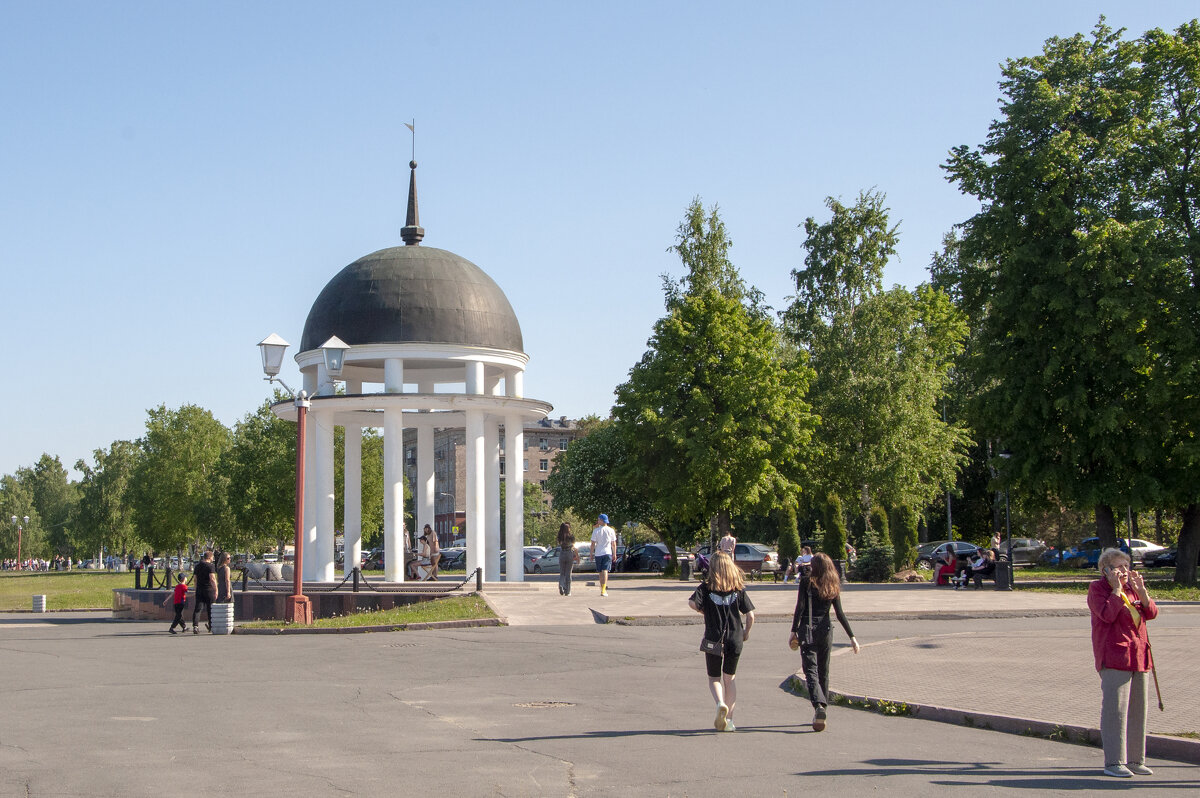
714,703,728,731
1104,764,1133,778
1128,763,1153,776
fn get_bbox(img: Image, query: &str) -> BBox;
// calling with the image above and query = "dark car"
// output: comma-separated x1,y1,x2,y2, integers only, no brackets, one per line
1143,547,1199,569
621,542,680,573
361,548,386,571
995,537,1048,566
915,540,984,571
439,548,467,570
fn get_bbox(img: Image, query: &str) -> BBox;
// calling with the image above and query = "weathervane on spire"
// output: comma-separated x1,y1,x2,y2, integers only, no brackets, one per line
401,119,424,246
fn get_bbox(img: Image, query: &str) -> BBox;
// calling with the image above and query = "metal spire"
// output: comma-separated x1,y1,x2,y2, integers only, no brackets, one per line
401,120,424,246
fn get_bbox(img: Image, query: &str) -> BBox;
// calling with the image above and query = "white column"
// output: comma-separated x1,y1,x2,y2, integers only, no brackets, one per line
314,406,336,582
464,409,486,580
417,423,434,544
302,370,318,582
385,358,404,393
507,368,524,398
505,414,525,583
383,359,405,581
343,380,362,578
485,416,501,582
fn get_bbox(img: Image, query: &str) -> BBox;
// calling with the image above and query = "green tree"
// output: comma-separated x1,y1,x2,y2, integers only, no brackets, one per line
943,20,1200,583
613,199,818,547
820,492,848,562
775,504,802,566
223,398,295,553
890,505,920,571
130,404,231,555
782,191,969,520
0,474,43,560
25,455,78,555
545,419,657,532
74,440,142,561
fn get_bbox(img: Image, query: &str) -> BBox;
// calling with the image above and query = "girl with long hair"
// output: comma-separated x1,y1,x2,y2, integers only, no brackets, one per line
689,551,755,732
556,522,579,596
789,552,860,731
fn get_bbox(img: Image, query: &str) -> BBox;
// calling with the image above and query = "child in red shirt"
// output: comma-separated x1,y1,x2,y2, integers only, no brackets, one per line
162,573,189,634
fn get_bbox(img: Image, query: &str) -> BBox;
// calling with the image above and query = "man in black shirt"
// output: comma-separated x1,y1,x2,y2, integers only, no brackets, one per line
191,550,217,634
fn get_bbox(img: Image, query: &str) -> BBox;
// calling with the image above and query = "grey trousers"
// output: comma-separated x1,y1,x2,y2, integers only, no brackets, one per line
559,561,574,595
1100,668,1148,766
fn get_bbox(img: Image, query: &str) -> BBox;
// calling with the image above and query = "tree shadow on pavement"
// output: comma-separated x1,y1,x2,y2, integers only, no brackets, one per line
481,723,817,744
800,759,1200,790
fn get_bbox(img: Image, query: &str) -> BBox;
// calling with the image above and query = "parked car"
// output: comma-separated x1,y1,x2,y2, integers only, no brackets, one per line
1128,538,1166,564
534,542,597,573
694,543,778,575
361,548,386,571
994,538,1048,565
621,542,685,573
438,548,467,570
499,546,548,574
915,540,984,571
1142,546,1199,569
1064,537,1130,569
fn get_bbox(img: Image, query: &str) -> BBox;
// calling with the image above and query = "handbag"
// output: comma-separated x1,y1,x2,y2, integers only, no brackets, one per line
802,579,815,646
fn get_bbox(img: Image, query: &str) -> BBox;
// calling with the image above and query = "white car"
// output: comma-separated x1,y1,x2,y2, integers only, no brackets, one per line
1128,538,1166,564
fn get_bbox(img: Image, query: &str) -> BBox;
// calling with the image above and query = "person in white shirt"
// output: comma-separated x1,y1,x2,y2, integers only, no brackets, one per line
590,514,617,597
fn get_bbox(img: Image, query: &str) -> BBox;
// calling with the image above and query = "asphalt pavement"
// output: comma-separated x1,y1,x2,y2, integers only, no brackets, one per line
0,576,1197,797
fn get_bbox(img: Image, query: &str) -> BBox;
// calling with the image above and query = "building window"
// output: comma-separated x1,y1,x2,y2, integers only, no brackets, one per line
499,459,505,475
539,459,549,472
559,437,568,450
538,437,548,451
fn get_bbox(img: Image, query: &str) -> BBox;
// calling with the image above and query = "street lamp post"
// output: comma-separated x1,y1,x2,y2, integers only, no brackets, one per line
259,334,313,625
10,515,29,570
258,334,351,625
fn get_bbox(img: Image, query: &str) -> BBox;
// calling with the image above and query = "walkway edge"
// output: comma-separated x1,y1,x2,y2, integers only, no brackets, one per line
234,617,503,635
784,674,1200,765
596,609,1091,625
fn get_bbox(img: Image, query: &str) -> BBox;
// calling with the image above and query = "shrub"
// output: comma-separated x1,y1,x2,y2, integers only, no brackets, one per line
889,505,919,571
849,538,895,582
775,505,801,566
821,494,848,562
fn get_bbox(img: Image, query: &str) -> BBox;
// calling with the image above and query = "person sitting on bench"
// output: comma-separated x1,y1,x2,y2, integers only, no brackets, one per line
956,549,996,588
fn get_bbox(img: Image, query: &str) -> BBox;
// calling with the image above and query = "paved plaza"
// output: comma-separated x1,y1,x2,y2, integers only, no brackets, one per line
1,577,1197,796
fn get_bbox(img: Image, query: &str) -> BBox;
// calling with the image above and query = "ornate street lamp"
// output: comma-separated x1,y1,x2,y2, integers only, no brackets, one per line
10,515,29,570
258,334,312,625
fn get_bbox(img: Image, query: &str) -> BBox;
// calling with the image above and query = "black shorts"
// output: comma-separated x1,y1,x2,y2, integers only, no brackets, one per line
704,643,741,678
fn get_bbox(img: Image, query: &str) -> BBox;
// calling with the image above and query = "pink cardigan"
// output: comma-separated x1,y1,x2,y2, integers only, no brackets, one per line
1087,579,1157,673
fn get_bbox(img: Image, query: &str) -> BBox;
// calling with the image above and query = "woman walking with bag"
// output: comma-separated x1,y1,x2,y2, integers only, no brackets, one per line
789,552,860,731
1089,547,1159,778
556,522,579,596
689,551,755,732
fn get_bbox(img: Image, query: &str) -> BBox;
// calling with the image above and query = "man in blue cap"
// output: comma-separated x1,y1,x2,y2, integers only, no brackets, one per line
591,514,617,597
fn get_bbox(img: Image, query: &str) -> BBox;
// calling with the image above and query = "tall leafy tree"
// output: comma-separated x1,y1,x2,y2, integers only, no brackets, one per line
25,455,78,555
613,198,818,545
0,474,42,559
782,191,969,525
130,404,231,554
74,440,142,560
943,20,1200,582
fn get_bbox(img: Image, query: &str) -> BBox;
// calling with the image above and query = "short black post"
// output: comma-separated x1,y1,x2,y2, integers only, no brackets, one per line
164,566,172,589
241,569,248,592
475,567,483,592
352,567,360,593
134,566,141,590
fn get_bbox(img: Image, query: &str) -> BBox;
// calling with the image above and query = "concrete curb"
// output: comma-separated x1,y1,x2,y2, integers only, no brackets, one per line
234,617,504,635
783,674,1200,765
594,609,1093,626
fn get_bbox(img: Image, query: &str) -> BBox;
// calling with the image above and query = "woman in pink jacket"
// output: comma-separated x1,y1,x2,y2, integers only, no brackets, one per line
1087,547,1158,778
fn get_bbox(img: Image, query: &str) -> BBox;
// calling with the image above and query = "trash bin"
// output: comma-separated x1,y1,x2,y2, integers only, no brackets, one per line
679,557,692,581
32,595,46,613
994,561,1013,590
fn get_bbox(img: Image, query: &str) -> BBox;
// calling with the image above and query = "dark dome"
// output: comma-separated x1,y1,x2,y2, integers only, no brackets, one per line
300,246,523,352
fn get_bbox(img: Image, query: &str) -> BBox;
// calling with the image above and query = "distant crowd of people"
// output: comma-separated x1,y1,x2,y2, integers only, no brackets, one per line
2,555,74,571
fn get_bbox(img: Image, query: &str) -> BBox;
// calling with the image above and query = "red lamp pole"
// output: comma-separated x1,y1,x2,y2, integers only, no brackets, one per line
285,393,313,625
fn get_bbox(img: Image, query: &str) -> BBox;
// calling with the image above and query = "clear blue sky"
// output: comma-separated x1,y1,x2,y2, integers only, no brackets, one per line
2,1,1195,478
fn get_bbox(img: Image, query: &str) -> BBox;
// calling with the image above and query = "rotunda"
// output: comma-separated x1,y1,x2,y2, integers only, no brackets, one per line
273,162,551,583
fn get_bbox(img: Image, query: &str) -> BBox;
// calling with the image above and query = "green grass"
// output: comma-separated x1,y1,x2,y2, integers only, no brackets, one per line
1022,582,1200,601
0,571,131,610
239,594,496,629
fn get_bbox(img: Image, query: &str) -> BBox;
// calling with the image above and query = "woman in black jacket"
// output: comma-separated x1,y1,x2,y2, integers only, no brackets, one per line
789,552,860,731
